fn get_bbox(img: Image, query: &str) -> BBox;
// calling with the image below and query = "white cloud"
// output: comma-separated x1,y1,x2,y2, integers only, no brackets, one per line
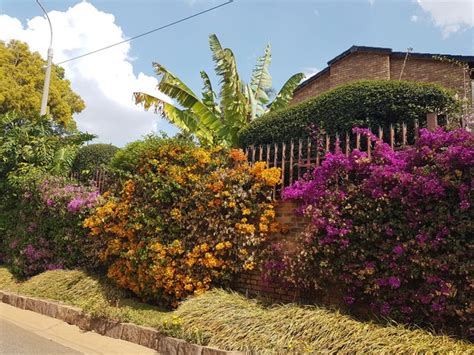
302,67,320,80
411,15,419,22
368,0,375,5
416,0,474,37
0,2,174,146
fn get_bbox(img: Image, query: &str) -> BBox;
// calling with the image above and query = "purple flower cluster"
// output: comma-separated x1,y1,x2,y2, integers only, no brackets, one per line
39,177,100,214
266,128,473,336
21,240,54,275
67,191,100,213
4,176,102,278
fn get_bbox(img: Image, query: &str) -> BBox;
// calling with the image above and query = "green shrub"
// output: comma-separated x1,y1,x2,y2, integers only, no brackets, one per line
0,175,101,278
110,134,168,175
84,138,281,307
72,143,119,178
238,80,459,146
0,112,92,182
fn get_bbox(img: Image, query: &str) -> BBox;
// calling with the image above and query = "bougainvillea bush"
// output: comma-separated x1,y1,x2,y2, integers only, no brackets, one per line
84,137,280,307
1,176,100,278
265,128,473,337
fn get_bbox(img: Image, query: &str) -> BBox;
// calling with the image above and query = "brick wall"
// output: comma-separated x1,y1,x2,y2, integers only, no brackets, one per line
330,52,390,88
233,200,307,302
233,200,356,309
292,51,470,104
390,57,468,98
291,70,330,105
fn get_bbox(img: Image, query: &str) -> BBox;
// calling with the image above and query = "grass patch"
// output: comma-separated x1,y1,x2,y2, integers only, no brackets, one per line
0,266,173,332
0,266,472,353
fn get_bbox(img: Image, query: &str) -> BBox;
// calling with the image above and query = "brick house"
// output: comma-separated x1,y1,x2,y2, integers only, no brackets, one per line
292,46,474,107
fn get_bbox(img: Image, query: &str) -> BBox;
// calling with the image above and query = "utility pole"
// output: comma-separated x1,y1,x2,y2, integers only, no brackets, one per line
36,0,53,116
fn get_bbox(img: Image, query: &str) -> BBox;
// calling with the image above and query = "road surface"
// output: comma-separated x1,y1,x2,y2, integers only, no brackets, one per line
0,302,157,354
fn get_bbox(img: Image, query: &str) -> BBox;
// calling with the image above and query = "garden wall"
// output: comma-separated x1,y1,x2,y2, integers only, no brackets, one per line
233,200,306,302
234,201,364,311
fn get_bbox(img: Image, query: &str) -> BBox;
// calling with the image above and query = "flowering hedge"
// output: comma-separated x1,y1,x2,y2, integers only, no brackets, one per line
84,139,280,307
1,176,100,277
264,128,473,336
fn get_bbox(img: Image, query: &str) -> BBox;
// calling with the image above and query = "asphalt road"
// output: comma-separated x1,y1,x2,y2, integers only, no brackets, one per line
0,318,81,354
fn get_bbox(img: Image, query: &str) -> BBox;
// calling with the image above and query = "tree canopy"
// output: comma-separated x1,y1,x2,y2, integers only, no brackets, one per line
0,40,85,129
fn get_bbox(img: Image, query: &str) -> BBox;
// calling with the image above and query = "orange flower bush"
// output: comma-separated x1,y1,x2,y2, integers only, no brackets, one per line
84,138,280,307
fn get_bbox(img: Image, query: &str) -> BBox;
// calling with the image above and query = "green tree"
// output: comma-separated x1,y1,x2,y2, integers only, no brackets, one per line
134,34,303,146
0,112,94,188
0,40,85,129
72,143,119,181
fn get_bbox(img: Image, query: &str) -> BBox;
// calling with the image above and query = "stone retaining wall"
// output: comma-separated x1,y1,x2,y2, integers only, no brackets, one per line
0,290,242,355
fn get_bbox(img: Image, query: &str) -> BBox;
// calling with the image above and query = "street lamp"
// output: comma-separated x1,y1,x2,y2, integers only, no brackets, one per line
36,0,53,116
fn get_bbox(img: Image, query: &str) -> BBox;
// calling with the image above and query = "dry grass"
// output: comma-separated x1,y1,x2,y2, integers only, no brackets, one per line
0,267,472,353
0,266,171,328
177,289,474,353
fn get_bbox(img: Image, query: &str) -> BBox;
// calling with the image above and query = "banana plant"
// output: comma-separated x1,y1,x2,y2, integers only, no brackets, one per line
134,34,303,146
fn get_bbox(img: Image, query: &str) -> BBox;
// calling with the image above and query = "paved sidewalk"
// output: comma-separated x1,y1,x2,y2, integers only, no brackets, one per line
0,302,157,354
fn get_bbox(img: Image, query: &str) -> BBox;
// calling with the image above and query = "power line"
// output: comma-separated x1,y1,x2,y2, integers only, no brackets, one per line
53,0,233,66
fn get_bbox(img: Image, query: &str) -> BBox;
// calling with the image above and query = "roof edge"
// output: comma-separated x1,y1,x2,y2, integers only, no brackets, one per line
295,67,330,92
295,46,474,93
327,45,392,66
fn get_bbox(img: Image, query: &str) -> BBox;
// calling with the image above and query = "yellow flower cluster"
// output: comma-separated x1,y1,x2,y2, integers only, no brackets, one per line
191,148,211,166
83,143,281,307
229,148,247,162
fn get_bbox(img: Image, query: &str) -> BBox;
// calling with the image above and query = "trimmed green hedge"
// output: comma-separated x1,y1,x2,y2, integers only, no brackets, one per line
72,143,119,177
238,80,458,146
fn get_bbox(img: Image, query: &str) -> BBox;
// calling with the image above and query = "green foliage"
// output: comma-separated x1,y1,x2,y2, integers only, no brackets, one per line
238,80,459,146
0,176,101,278
0,40,85,129
84,138,280,307
134,34,303,146
0,112,93,188
110,134,172,174
72,143,119,179
0,114,92,275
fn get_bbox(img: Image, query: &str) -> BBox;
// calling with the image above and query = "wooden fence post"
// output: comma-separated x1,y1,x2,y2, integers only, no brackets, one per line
427,113,438,132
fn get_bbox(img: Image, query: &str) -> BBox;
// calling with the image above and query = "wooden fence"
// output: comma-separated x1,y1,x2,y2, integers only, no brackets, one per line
244,114,441,197
72,114,444,197
69,169,114,194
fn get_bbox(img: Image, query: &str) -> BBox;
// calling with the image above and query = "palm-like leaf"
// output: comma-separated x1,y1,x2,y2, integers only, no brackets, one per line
162,103,216,145
250,44,272,115
269,73,304,112
134,63,223,132
50,145,77,175
209,35,248,125
200,70,220,116
153,63,224,132
134,92,216,145
133,91,163,113
209,34,224,64
134,92,213,144
134,34,302,146
245,83,258,122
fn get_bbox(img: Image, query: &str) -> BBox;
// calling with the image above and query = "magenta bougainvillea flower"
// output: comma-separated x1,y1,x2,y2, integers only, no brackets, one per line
264,128,473,337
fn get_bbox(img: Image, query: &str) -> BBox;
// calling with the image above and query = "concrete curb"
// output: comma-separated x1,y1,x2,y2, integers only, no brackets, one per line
0,290,243,355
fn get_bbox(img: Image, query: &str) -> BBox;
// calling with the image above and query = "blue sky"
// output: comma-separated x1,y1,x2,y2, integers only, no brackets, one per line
0,0,473,145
